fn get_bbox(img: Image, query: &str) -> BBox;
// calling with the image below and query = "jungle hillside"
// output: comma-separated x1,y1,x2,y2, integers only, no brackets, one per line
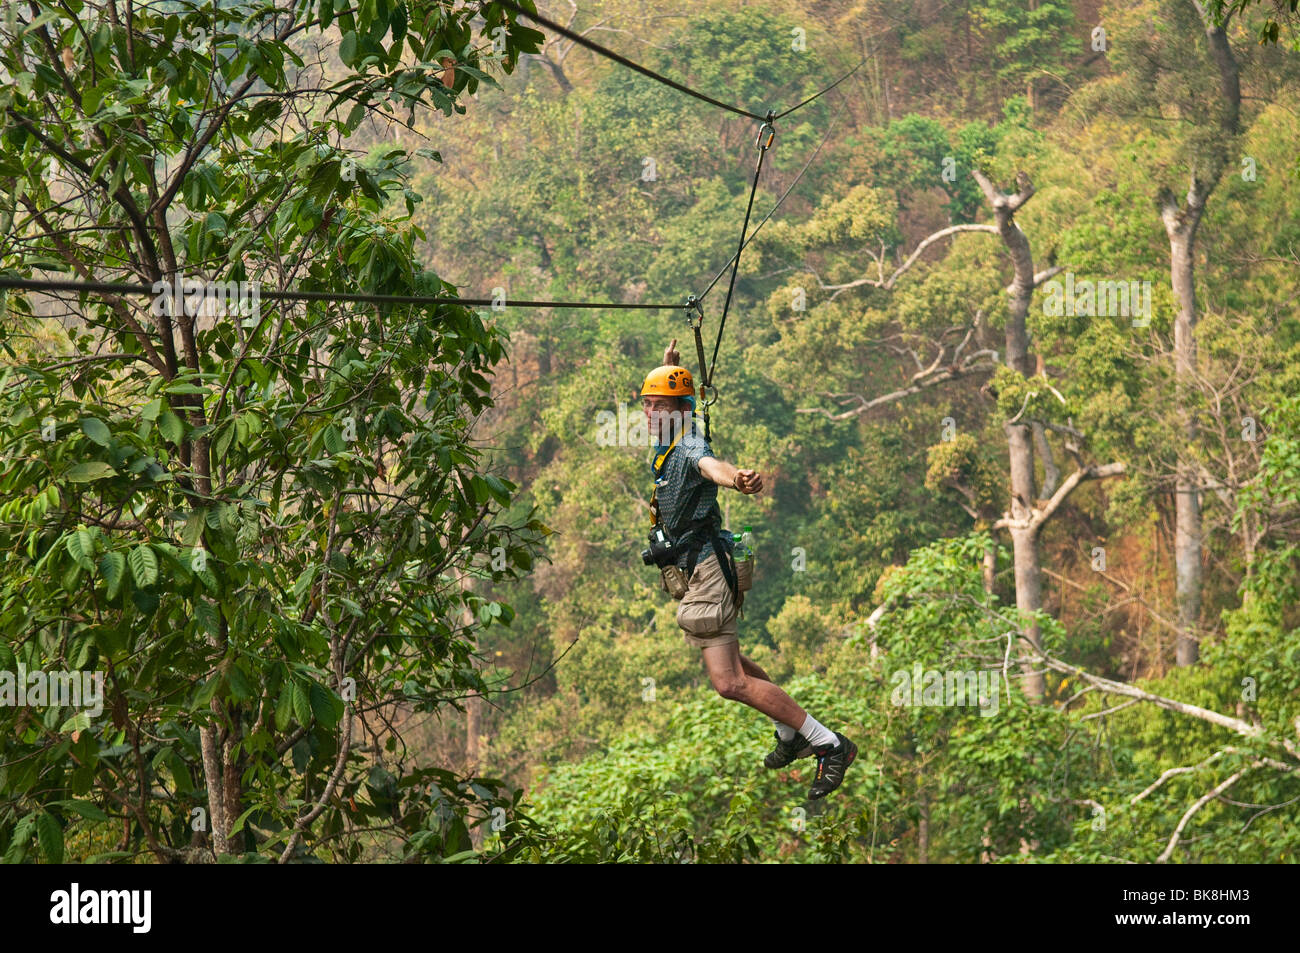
1,0,1299,865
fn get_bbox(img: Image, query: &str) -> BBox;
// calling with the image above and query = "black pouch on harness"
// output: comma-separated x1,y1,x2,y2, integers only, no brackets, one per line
679,520,740,604
643,471,707,568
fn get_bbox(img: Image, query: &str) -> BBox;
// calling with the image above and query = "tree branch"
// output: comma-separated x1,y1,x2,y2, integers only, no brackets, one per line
993,462,1125,532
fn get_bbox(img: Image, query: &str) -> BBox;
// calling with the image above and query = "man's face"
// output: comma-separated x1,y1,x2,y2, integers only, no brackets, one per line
642,395,687,443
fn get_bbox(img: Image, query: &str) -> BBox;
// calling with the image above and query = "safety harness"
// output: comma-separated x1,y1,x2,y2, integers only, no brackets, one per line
649,426,740,600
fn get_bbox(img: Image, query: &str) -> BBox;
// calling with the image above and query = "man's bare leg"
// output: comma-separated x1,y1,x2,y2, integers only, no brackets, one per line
701,640,806,727
739,653,772,683
739,652,804,737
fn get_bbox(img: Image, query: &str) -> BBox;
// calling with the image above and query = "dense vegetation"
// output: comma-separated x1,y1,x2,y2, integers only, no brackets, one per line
1,0,1297,863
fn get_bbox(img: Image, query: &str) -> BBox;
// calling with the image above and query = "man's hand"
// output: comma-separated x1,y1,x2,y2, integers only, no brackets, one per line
732,469,763,495
702,457,759,494
699,457,763,494
664,338,680,366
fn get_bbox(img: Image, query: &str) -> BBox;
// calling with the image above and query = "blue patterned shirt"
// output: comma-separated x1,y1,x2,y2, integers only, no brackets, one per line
651,424,732,569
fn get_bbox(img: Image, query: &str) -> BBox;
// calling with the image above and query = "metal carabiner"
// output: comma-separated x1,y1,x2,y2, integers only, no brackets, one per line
684,294,704,329
756,116,775,151
698,382,719,407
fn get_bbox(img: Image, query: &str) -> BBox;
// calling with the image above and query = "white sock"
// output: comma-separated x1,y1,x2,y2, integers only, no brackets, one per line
799,714,838,749
773,718,797,741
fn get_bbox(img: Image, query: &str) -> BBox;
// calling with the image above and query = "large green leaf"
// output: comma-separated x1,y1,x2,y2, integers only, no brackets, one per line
275,682,294,732
36,813,63,864
159,410,184,444
99,550,126,598
339,30,358,65
128,544,158,588
52,799,109,822
292,680,311,726
65,461,116,482
309,681,340,727
80,417,112,446
323,424,345,455
67,528,96,570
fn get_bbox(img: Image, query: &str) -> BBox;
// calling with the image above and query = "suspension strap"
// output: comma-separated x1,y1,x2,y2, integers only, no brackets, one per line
684,294,712,442
708,112,775,388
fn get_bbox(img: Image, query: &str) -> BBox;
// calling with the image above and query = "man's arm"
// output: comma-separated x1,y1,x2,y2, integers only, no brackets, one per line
699,456,763,495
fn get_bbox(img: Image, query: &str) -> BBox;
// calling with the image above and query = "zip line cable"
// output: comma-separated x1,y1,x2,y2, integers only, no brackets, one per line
492,0,768,121
0,277,681,311
772,58,866,120
707,122,771,393
697,103,843,303
493,0,863,124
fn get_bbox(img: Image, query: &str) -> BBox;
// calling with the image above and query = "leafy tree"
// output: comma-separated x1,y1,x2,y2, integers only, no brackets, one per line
1207,0,1300,46
0,0,551,862
970,0,1082,109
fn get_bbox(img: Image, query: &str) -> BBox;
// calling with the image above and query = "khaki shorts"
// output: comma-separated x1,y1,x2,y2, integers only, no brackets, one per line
675,552,739,648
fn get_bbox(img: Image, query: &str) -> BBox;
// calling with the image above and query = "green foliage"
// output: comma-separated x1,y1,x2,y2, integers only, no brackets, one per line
441,0,1300,866
925,433,1002,517
972,0,1082,87
3,0,1299,865
0,0,551,862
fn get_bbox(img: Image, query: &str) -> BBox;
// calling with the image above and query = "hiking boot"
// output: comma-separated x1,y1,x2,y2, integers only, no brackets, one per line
808,732,857,799
764,730,814,769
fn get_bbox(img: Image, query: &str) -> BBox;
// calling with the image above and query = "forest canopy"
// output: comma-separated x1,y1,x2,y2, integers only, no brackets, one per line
1,0,1298,864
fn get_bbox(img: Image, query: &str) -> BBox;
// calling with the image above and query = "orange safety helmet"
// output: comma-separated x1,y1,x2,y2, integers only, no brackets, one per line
640,365,695,399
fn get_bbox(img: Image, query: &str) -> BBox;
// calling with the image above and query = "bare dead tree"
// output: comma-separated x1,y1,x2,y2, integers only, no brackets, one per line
972,168,1126,700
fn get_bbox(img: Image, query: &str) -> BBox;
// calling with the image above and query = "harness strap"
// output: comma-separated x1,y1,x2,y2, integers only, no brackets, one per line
681,525,743,598
684,296,712,443
649,427,687,527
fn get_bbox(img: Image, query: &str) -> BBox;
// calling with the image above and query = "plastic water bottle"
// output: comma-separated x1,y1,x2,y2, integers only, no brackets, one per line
734,526,753,559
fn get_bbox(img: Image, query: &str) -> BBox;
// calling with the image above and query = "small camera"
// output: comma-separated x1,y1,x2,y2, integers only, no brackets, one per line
641,525,677,566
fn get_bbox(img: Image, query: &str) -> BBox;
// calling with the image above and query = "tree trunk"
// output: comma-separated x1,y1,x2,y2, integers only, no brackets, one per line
1158,2,1241,664
466,680,484,851
538,54,573,94
1170,212,1204,666
459,569,486,851
974,169,1046,701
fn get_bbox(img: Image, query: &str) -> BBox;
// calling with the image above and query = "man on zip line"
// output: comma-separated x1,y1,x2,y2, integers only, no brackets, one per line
640,338,856,799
